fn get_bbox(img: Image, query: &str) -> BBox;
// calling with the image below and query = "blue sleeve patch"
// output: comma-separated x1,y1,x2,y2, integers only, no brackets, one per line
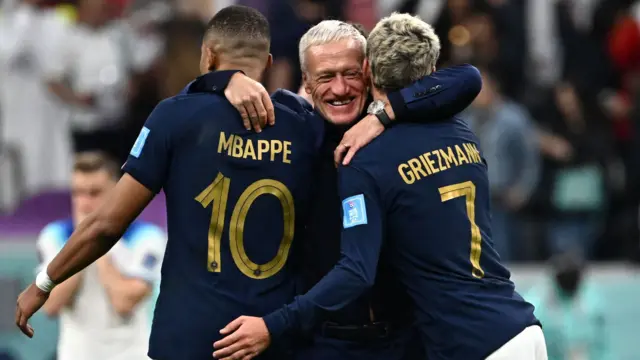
142,253,159,270
130,127,150,158
342,194,368,229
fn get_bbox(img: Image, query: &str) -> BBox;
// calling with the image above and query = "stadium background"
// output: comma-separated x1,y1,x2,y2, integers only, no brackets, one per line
1,0,639,359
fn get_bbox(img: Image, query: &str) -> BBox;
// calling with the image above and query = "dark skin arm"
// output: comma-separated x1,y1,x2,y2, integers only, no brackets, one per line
15,174,154,337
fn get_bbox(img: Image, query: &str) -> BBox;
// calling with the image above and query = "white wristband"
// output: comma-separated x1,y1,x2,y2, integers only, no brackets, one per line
35,271,56,293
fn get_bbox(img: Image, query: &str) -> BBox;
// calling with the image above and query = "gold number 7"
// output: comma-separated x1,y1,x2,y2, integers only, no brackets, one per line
438,181,484,279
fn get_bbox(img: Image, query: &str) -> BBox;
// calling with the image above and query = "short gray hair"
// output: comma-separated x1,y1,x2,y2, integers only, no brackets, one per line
367,13,440,91
298,20,367,72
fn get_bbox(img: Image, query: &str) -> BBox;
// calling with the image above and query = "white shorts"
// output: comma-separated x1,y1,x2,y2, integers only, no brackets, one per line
486,325,548,360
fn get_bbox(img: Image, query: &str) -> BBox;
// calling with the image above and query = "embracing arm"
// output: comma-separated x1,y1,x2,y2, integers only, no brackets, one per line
261,173,384,338
388,64,482,121
212,165,384,360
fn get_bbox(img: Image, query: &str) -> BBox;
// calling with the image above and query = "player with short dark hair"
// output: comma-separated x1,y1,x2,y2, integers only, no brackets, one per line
15,5,322,360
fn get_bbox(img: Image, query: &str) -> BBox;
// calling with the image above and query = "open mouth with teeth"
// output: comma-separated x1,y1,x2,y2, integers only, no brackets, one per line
328,98,355,107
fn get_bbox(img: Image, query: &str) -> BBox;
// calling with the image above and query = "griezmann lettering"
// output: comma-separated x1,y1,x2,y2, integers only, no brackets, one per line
397,143,482,184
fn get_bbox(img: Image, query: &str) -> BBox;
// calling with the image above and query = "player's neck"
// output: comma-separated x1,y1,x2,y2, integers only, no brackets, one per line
370,86,390,105
216,63,264,83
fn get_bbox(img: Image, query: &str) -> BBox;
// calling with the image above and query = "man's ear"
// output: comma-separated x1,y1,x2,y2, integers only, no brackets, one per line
266,53,273,70
206,47,218,71
363,58,373,86
302,72,312,94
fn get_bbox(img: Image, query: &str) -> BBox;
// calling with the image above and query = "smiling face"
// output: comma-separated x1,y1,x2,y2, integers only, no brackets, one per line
302,39,368,126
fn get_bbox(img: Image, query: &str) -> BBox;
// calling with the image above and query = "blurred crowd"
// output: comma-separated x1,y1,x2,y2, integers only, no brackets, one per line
1,0,640,263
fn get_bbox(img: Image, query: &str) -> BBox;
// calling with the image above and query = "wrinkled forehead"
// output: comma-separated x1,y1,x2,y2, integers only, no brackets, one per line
305,39,365,76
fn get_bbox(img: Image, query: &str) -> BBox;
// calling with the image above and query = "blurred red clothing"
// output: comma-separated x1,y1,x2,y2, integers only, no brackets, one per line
608,15,640,75
607,15,640,141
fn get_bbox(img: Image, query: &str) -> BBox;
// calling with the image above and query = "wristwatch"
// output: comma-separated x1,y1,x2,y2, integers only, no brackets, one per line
367,100,393,128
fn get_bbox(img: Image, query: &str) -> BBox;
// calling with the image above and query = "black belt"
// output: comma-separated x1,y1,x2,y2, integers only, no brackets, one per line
320,321,391,342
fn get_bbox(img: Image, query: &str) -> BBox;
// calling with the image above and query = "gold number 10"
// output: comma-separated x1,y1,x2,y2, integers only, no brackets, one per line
195,172,295,280
438,181,485,278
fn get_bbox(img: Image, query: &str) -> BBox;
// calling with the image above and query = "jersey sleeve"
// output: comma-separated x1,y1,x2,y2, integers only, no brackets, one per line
121,100,175,193
387,64,482,121
35,223,67,273
262,164,384,339
118,225,166,283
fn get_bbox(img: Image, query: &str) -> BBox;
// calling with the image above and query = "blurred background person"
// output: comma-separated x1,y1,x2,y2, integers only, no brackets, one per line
44,0,131,163
0,0,73,207
36,152,166,360
525,251,609,360
462,69,540,262
532,81,613,258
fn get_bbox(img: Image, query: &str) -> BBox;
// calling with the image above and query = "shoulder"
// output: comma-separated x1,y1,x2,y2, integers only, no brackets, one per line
271,89,321,125
348,124,419,170
341,141,387,183
272,89,324,147
147,93,230,132
271,89,314,115
38,219,73,245
122,221,166,247
154,93,227,118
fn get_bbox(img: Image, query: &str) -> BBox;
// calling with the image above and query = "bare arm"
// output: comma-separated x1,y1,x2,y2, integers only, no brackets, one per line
97,256,152,316
46,175,154,284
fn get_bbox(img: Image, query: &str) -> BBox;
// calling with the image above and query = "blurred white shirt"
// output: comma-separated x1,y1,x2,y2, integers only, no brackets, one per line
37,219,166,360
45,21,129,132
0,5,73,195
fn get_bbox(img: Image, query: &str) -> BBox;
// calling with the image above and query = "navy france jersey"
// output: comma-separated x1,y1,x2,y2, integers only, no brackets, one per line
263,118,538,360
338,118,539,359
122,73,323,360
